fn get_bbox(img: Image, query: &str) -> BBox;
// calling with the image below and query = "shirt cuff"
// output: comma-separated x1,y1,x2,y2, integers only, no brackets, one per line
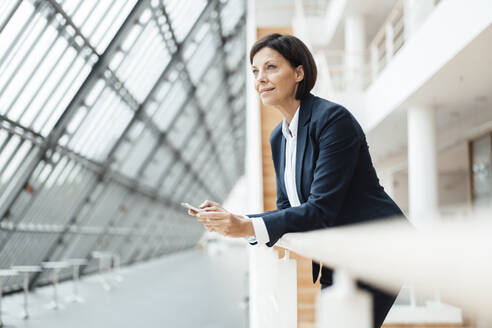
243,215,258,245
243,215,270,245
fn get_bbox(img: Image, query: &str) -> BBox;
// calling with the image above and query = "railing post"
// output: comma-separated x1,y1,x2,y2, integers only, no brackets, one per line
249,246,297,328
316,270,372,328
385,23,395,61
409,284,417,307
278,249,297,328
370,44,379,81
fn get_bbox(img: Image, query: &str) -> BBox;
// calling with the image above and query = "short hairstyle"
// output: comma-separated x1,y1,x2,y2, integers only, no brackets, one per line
249,33,317,100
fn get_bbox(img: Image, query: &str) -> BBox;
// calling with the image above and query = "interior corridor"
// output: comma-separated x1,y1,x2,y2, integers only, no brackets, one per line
1,244,249,328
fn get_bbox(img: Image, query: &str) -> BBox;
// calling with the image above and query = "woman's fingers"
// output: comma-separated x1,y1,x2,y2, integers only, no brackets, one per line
188,209,198,216
196,211,229,220
199,200,221,209
201,220,227,232
203,205,225,212
194,203,234,236
197,215,229,227
196,217,229,224
200,220,229,227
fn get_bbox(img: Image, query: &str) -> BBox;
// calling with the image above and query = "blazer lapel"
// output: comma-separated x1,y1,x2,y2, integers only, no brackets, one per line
279,136,286,192
295,94,314,203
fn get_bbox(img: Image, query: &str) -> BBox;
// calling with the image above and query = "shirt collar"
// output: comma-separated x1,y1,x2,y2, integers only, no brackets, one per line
281,105,300,139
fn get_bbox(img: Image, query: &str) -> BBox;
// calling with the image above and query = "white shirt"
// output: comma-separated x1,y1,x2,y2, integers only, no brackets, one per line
247,106,301,245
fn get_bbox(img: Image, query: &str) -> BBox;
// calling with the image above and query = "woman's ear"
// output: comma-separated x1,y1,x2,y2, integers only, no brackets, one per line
295,65,304,83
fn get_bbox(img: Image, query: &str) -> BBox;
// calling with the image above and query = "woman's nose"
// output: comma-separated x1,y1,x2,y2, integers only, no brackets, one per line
255,70,267,82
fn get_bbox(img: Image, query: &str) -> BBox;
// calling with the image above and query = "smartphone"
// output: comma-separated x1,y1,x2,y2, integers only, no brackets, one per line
180,202,202,213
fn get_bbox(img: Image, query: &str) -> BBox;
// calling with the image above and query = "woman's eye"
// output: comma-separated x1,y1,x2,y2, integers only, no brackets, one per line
267,64,276,69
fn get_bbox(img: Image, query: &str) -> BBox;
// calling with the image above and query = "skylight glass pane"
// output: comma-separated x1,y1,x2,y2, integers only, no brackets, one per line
141,144,174,188
163,0,207,42
60,0,138,54
67,86,134,161
0,1,95,137
160,160,186,195
196,64,223,107
151,78,188,131
220,0,244,35
181,128,206,164
0,0,21,28
225,31,246,71
118,129,158,179
167,103,198,149
113,15,171,103
18,157,97,226
186,31,218,84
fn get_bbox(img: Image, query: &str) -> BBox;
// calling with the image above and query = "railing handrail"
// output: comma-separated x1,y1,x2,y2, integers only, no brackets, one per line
318,0,407,94
369,0,404,50
275,211,492,323
324,49,369,57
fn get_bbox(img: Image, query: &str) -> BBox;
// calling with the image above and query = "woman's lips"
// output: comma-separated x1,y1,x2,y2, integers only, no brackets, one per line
260,87,275,95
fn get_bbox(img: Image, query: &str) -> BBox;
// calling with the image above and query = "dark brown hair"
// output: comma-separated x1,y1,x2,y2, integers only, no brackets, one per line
249,33,317,100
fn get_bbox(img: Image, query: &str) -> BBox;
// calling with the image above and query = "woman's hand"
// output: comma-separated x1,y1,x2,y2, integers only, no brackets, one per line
186,200,224,217
187,200,255,238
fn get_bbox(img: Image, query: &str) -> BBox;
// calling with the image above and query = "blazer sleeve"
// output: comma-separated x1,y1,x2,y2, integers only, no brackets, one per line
261,110,362,247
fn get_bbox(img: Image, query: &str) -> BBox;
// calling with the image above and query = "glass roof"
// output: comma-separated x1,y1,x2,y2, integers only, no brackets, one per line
0,0,246,292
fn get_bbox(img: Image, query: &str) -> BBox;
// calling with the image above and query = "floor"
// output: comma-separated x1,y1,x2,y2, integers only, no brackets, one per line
1,243,249,328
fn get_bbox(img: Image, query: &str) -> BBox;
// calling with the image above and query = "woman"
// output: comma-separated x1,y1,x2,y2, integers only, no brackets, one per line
188,33,404,328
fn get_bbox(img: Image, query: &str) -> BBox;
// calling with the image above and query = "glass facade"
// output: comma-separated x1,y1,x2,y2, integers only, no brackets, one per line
0,0,246,292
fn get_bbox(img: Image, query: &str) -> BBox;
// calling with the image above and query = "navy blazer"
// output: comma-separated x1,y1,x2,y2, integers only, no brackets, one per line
248,93,404,284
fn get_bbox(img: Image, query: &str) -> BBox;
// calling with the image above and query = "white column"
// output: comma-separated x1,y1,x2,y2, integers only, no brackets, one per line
245,0,263,216
344,13,366,91
250,247,297,328
407,106,438,223
246,1,266,327
403,0,435,41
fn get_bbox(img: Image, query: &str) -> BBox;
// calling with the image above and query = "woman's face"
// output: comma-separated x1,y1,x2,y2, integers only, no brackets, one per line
251,47,304,106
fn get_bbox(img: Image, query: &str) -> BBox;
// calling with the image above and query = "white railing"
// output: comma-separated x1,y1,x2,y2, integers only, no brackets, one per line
369,0,405,81
300,0,331,17
292,0,312,49
292,0,337,100
311,50,335,100
249,247,297,328
300,0,407,97
294,0,447,96
322,49,371,94
249,209,492,327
